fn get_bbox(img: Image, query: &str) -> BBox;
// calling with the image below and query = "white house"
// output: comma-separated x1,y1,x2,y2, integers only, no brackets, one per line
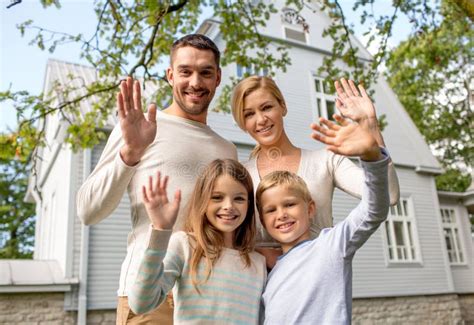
1,1,473,324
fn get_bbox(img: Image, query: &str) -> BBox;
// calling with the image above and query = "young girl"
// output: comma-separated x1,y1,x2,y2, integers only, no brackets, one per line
128,159,266,324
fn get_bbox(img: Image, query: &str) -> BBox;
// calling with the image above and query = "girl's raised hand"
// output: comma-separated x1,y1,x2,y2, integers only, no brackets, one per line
334,78,377,123
142,172,181,230
310,115,381,162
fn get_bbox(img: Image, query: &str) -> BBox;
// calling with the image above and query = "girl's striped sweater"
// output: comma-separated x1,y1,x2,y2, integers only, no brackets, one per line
129,229,267,324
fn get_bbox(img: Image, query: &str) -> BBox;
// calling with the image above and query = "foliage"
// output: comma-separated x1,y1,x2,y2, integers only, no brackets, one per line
0,133,36,258
2,0,473,257
5,0,472,154
435,168,472,193
1,0,472,188
386,0,473,191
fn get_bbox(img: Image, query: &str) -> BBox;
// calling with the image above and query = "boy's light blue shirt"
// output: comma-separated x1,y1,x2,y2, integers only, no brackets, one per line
262,154,390,325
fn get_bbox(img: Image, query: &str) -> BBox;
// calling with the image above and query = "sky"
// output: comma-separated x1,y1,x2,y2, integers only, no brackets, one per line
1,0,98,131
0,0,411,132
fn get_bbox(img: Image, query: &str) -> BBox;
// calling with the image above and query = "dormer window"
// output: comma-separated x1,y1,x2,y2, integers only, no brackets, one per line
281,7,309,44
284,25,307,43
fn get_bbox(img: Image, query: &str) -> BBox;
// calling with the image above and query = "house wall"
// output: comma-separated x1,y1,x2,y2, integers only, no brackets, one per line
80,140,131,310
210,7,440,171
352,293,470,324
258,0,372,60
332,166,453,298
439,196,474,294
1,291,473,324
0,292,115,325
34,113,75,277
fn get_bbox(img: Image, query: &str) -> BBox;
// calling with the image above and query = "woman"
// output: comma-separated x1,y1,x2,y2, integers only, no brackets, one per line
231,76,399,244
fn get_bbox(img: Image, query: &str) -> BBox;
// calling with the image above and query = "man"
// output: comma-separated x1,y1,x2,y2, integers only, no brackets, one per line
77,34,237,324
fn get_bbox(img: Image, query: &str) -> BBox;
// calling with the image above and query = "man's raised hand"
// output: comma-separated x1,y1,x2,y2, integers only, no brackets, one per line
311,115,381,162
142,172,181,230
118,76,157,166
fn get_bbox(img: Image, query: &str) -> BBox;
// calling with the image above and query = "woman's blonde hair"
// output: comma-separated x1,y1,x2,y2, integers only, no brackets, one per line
231,76,287,157
184,159,256,292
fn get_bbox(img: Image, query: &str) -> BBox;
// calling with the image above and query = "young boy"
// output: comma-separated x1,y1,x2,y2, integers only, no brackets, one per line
256,115,391,324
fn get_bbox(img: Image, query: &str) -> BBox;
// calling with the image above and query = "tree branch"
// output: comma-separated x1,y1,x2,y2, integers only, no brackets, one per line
19,82,120,128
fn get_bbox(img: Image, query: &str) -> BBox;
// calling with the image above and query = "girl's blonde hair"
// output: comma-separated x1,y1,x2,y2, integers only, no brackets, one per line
231,76,287,158
184,159,256,292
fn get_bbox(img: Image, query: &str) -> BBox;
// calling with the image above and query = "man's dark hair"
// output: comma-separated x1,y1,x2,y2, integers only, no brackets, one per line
170,34,220,67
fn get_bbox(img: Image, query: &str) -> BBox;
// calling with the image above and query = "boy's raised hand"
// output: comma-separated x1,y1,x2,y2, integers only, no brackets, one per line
334,78,377,123
142,172,181,230
118,76,157,166
311,115,381,162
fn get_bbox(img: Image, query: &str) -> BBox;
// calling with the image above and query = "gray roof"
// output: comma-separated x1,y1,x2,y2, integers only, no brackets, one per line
0,260,78,292
44,58,162,129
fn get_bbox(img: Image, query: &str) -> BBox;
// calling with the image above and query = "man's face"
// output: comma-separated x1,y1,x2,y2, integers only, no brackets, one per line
166,46,221,120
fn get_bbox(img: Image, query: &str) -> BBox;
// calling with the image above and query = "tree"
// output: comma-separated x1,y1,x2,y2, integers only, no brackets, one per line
0,133,36,258
2,0,472,255
1,0,472,184
386,0,473,192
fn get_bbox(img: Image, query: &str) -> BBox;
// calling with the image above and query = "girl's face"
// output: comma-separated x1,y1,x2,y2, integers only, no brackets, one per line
242,88,286,148
206,174,249,248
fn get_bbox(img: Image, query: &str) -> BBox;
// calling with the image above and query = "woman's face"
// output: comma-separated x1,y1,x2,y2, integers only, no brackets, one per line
242,88,286,148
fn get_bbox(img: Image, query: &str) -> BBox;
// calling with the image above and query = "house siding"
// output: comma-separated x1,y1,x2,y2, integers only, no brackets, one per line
439,197,474,294
34,116,75,277
210,4,440,171
64,150,84,309
85,140,132,309
331,166,453,298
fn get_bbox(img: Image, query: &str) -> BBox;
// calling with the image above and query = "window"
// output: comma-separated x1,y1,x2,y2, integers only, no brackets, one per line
384,198,420,263
440,208,465,264
236,64,269,79
469,213,474,234
313,77,336,120
281,7,309,44
283,25,307,43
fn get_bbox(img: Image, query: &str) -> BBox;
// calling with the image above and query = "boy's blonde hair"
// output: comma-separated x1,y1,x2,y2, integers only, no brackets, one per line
256,171,313,227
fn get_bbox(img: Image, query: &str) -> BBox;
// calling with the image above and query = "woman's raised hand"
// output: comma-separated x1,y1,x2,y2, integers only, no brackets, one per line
118,76,157,166
142,172,181,230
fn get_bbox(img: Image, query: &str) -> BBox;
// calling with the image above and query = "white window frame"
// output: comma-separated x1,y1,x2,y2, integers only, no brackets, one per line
311,76,336,121
282,23,309,44
235,63,270,79
440,206,466,265
382,197,422,264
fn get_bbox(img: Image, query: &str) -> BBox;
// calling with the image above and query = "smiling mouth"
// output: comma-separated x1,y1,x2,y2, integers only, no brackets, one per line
217,214,239,221
257,125,273,133
185,90,207,99
276,221,295,230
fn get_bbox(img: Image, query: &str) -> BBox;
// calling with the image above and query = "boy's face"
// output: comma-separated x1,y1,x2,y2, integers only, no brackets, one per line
260,185,315,253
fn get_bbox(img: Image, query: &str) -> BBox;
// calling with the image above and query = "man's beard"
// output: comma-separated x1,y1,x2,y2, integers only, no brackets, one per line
174,88,213,116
